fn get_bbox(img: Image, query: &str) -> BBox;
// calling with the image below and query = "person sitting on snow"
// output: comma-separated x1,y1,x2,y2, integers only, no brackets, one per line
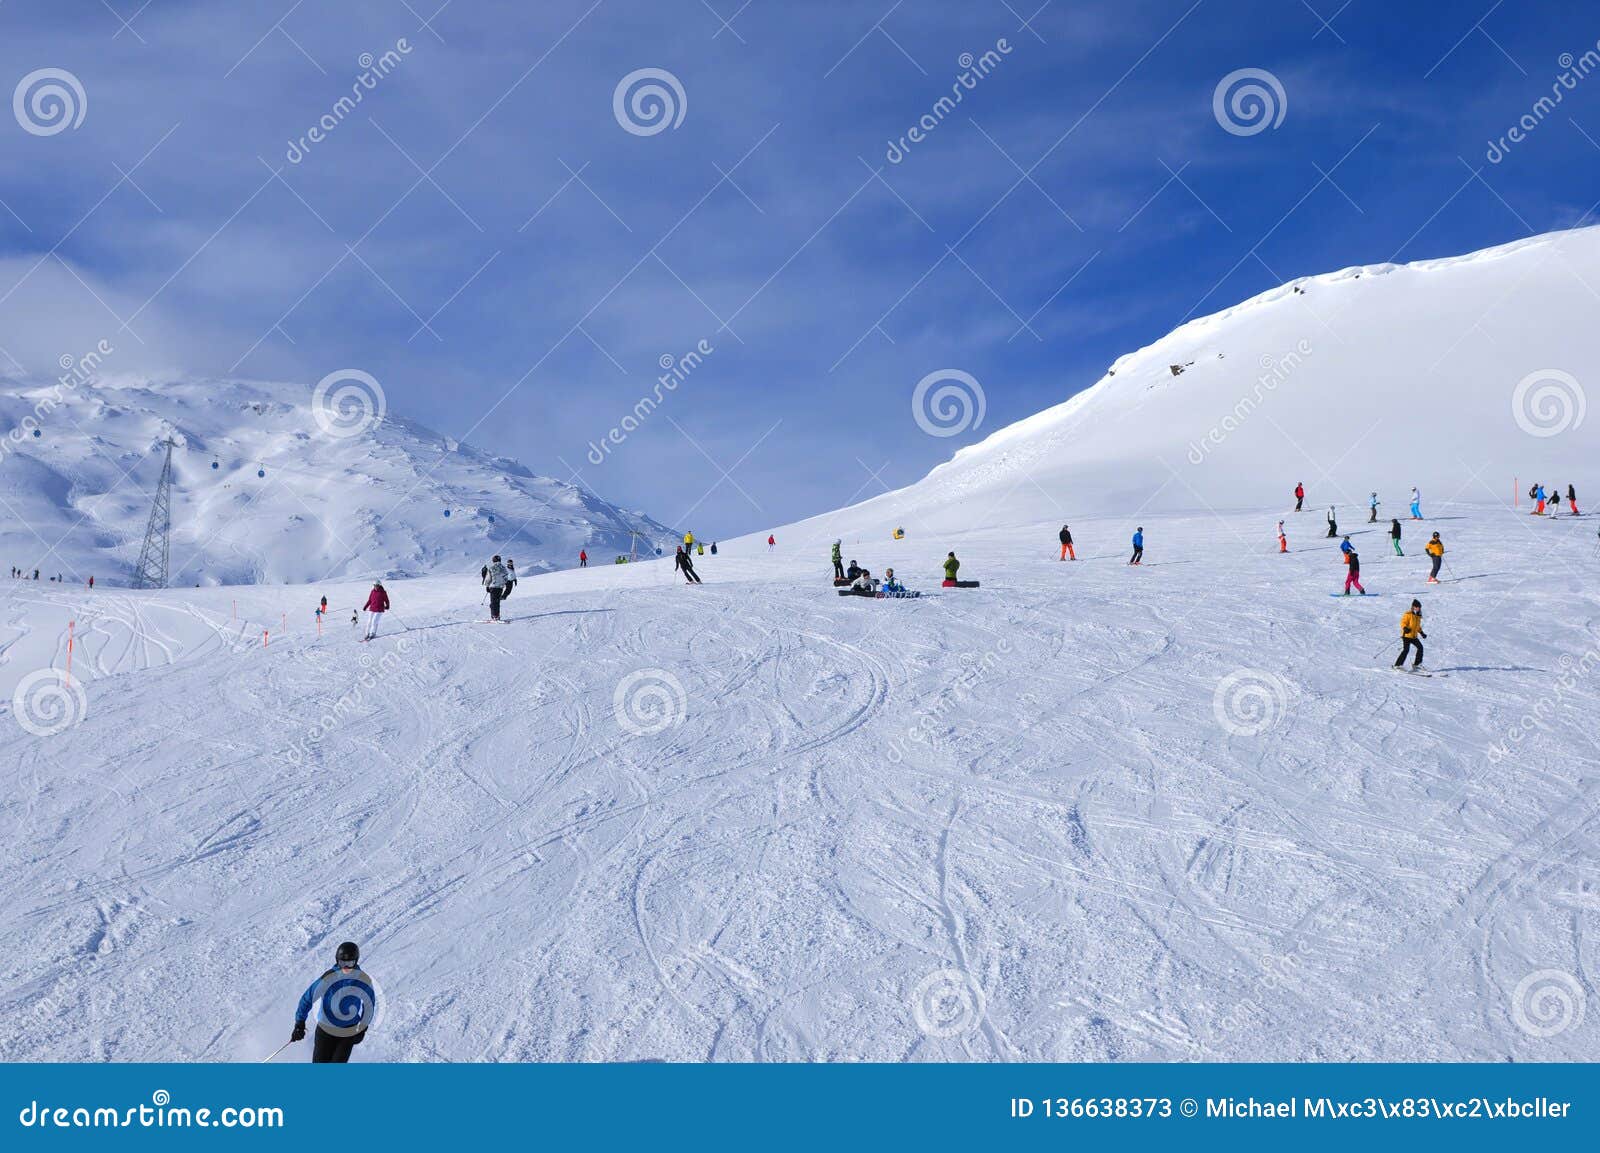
846,560,862,581
847,568,878,596
882,568,906,594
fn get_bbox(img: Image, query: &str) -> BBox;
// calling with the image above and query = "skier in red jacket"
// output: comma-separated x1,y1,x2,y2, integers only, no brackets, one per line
362,580,389,641
579,549,588,568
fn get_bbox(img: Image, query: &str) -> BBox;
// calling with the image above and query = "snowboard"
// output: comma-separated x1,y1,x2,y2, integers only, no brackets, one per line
941,580,980,588
1329,592,1380,597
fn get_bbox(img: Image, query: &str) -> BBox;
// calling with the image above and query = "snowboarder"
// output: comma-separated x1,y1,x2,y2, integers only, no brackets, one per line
362,581,389,640
1342,547,1365,595
767,534,776,551
710,542,718,555
675,546,702,584
1369,492,1379,523
1394,600,1426,670
87,576,94,589
291,941,374,1064
1059,525,1075,561
1277,520,1288,553
1425,532,1444,584
1410,487,1422,520
1568,484,1580,515
845,559,862,582
882,567,907,594
1129,528,1144,565
483,555,510,621
580,550,587,568
943,551,961,583
1294,482,1304,512
1326,506,1338,538
1390,518,1403,555
832,540,845,580
845,568,878,596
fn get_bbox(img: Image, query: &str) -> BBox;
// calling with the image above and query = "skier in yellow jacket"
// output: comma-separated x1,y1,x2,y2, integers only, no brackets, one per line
1394,600,1426,671
1424,532,1444,584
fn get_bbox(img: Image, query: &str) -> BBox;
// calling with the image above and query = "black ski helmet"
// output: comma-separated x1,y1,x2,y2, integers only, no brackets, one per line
335,941,360,965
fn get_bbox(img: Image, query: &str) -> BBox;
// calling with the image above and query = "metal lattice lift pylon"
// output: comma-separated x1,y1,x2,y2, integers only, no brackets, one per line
130,436,176,590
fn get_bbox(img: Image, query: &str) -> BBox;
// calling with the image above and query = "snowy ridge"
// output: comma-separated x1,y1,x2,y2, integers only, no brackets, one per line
0,375,673,586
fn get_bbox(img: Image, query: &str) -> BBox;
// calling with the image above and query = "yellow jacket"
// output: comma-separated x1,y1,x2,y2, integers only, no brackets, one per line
1425,539,1443,557
1400,610,1423,639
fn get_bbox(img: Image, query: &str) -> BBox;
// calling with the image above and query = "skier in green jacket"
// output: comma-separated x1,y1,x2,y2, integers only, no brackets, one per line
831,539,844,580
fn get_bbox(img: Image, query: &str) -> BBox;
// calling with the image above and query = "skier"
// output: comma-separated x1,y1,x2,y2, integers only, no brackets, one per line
1277,520,1288,553
943,551,961,584
710,542,718,555
1409,487,1422,520
684,531,695,554
1394,600,1426,671
1390,518,1403,555
1294,482,1304,512
88,576,94,589
675,545,702,584
1339,534,1353,557
1425,532,1444,584
1129,528,1144,565
1568,484,1580,515
696,543,705,556
362,581,389,640
290,941,374,1063
580,549,587,568
832,540,845,580
503,559,517,601
1533,483,1547,516
483,555,510,621
767,534,776,551
1059,524,1076,561
1552,487,1564,515
1369,492,1379,523
1342,547,1365,595
1326,506,1338,538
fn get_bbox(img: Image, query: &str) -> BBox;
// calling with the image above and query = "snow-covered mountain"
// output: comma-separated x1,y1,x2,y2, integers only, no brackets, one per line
0,374,672,585
782,226,1598,544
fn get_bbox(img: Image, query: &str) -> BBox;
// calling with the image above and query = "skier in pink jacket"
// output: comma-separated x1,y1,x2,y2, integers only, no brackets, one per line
362,581,389,640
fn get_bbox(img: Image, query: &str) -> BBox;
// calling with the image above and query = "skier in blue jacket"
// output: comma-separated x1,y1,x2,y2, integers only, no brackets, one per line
1129,528,1144,565
290,941,375,1063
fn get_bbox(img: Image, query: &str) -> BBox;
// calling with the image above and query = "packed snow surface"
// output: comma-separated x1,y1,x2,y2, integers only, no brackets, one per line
2,228,1598,1061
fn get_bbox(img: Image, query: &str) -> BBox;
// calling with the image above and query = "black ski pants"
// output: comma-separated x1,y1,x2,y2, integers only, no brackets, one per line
1394,637,1423,668
312,1027,359,1063
488,586,504,620
833,559,845,579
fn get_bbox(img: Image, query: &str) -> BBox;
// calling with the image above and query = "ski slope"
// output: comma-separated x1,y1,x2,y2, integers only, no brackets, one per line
1,501,1596,1061
2,227,1598,1061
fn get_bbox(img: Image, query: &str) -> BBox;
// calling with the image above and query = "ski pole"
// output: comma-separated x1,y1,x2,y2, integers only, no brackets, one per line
261,1041,294,1063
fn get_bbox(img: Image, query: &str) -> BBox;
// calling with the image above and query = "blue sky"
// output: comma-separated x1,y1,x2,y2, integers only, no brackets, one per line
2,0,1599,536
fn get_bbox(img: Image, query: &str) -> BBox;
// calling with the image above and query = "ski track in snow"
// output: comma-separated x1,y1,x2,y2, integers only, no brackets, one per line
0,504,1598,1061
